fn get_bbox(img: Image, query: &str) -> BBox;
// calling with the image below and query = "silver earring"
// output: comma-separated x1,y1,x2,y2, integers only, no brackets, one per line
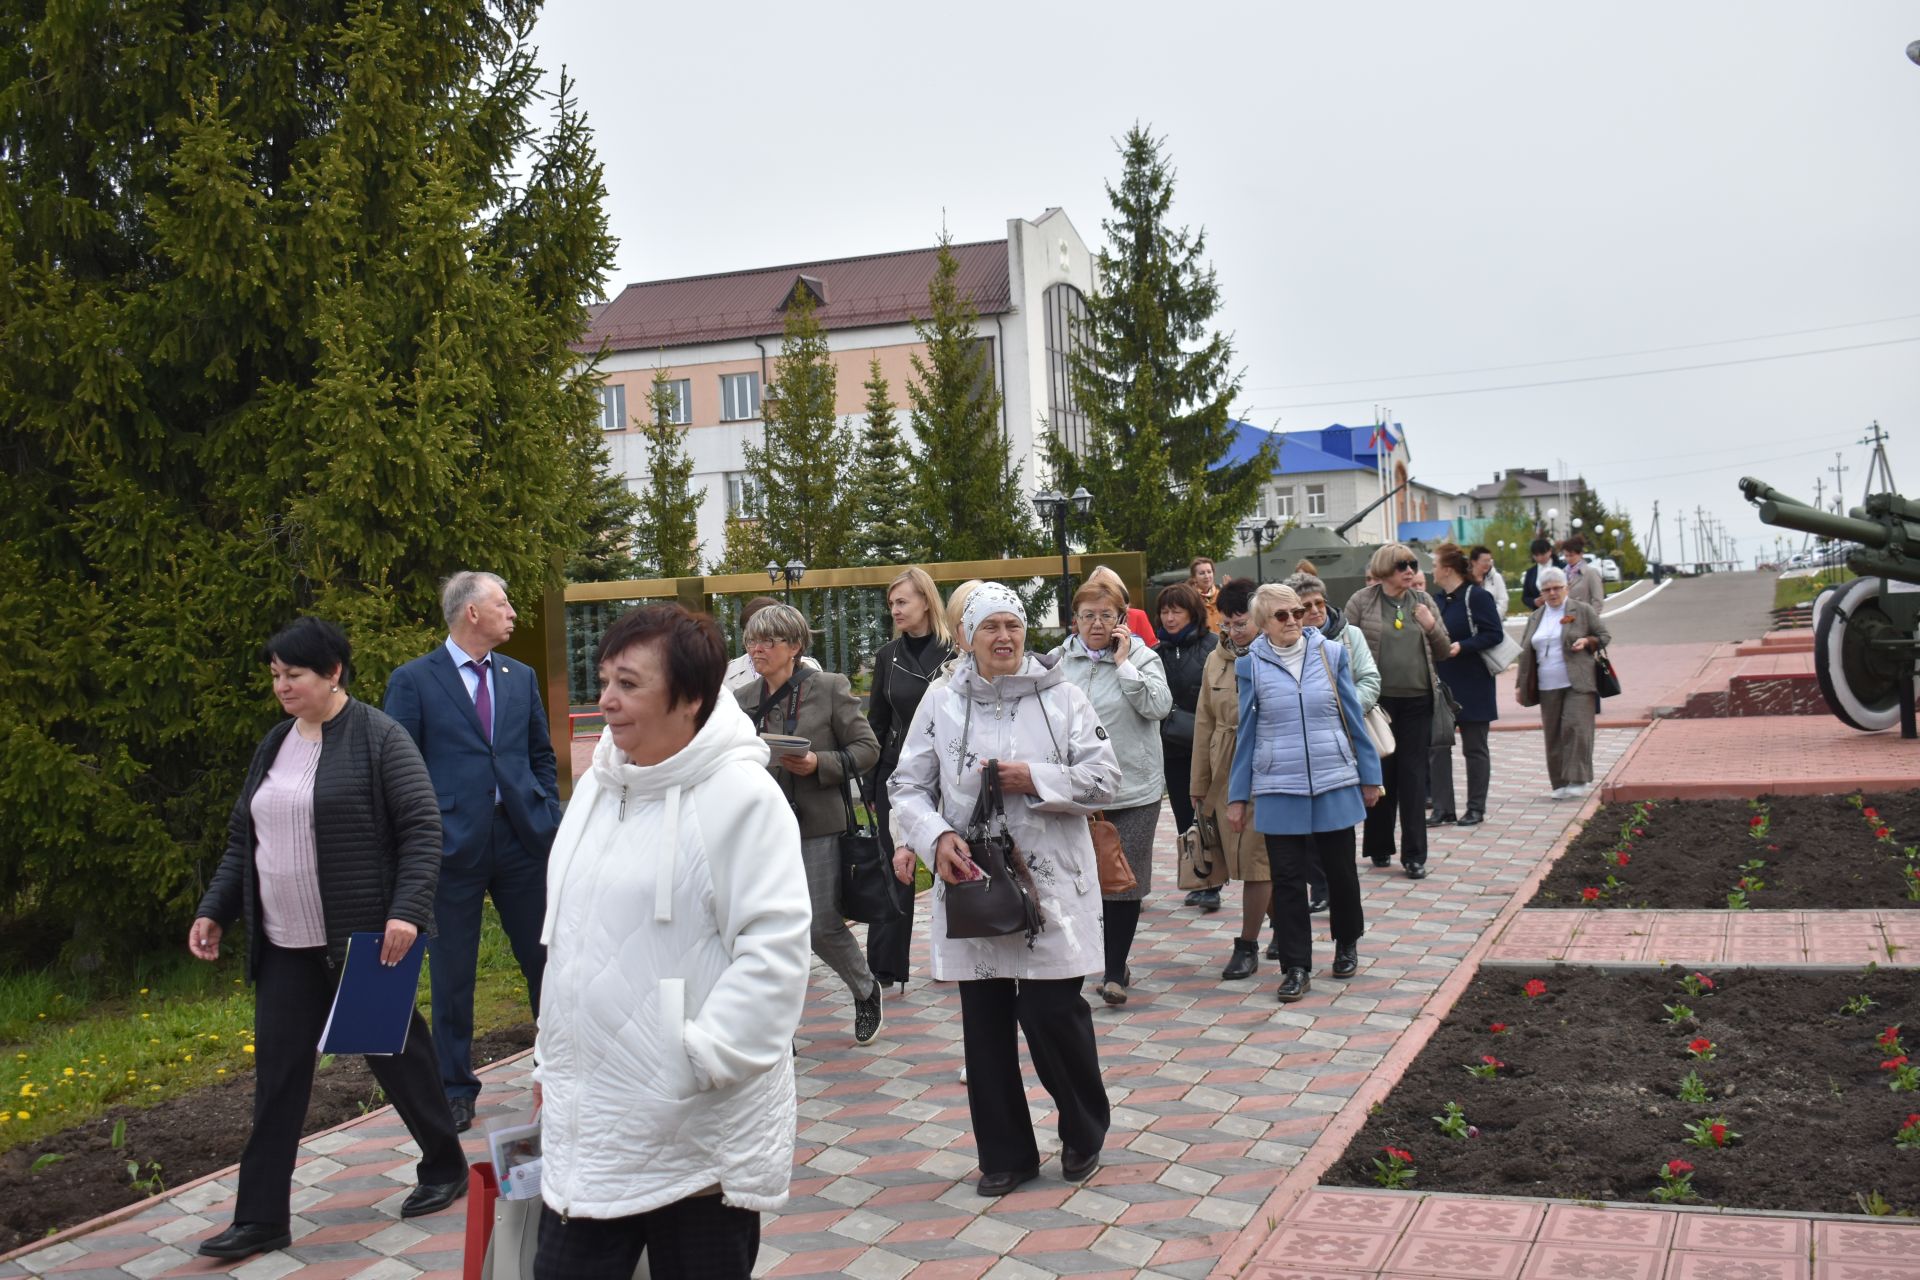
330,685,338,693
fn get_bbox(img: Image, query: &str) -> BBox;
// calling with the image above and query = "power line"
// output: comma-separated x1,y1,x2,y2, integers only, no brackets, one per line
1245,311,1920,392
1242,334,1920,412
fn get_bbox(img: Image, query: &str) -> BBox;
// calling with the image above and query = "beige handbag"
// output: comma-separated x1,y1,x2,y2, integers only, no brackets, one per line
1363,705,1396,758
1177,814,1229,890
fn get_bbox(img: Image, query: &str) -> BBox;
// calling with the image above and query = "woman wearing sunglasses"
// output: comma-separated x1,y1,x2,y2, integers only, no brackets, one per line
1344,545,1456,879
1226,585,1383,1002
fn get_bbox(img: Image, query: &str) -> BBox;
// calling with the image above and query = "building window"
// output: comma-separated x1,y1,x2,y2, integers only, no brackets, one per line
724,471,760,516
1254,491,1269,518
1274,487,1296,520
597,383,626,432
1457,501,1469,519
720,372,760,422
659,378,691,426
1043,283,1090,455
1305,484,1327,517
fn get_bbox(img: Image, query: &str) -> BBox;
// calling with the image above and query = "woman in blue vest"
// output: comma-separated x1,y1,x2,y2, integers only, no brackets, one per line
1226,585,1383,1003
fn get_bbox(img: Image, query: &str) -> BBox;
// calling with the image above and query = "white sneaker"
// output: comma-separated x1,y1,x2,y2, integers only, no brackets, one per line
1549,786,1574,800
959,1065,968,1084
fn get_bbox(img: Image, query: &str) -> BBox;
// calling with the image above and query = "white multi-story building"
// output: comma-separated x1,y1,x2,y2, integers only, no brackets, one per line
576,208,1097,566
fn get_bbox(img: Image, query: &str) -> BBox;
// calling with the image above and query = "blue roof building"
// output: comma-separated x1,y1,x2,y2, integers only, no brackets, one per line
1218,420,1462,548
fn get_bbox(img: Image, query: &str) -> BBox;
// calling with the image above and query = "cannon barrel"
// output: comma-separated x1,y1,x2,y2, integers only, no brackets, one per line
1742,477,1891,548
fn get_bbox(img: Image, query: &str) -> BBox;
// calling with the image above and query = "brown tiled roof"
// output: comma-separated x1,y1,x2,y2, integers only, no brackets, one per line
578,239,1012,354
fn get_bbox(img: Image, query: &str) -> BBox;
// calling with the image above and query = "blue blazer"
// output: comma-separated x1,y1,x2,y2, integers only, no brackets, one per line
1434,583,1504,723
383,646,562,866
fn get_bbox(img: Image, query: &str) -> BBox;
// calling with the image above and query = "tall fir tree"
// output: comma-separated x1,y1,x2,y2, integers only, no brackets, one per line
1047,125,1275,572
909,239,1040,562
738,289,854,570
846,358,915,565
0,4,616,954
566,459,647,583
631,368,706,578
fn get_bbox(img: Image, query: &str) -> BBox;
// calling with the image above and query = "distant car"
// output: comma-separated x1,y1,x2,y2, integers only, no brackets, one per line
1598,557,1622,583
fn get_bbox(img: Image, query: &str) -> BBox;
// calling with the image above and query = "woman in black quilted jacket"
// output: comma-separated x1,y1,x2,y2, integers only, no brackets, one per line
189,618,467,1262
1155,583,1220,910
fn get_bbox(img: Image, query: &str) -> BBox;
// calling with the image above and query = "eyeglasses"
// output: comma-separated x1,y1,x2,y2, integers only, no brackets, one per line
1075,611,1119,624
1394,559,1420,573
744,638,791,651
1272,607,1309,622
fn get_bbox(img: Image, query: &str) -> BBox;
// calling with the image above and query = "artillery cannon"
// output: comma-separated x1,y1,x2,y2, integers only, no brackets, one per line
1739,476,1920,736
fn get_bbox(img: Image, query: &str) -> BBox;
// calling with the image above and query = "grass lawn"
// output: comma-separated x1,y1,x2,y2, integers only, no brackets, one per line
1774,569,1850,611
0,905,534,1154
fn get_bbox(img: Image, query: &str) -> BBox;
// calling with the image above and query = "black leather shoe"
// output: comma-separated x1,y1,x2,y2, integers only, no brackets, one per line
401,1177,469,1219
1456,810,1484,827
1307,894,1328,914
978,1166,1040,1196
449,1096,475,1133
1369,856,1392,869
1196,887,1222,912
1223,938,1259,981
1426,812,1456,827
1061,1147,1101,1182
1332,943,1359,979
198,1223,292,1260
1276,967,1312,1003
1405,863,1430,880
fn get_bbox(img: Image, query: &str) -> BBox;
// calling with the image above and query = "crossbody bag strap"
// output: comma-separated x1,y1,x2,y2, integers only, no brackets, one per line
1316,639,1358,758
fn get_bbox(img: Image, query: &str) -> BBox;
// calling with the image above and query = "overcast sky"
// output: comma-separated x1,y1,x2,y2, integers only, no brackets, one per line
528,1,1920,564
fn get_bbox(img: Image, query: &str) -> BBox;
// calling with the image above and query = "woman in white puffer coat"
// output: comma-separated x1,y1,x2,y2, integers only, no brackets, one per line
889,583,1121,1199
532,605,811,1280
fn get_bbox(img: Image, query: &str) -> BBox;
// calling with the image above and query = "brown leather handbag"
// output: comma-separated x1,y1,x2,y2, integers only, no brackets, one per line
1089,812,1135,895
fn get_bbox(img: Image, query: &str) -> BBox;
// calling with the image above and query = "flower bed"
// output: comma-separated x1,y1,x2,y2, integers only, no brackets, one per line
1529,792,1920,910
1324,966,1920,1214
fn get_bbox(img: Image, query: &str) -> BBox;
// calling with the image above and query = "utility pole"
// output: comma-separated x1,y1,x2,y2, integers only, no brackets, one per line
1830,452,1850,514
1694,505,1707,567
1861,420,1897,500
1647,499,1663,568
1675,509,1687,569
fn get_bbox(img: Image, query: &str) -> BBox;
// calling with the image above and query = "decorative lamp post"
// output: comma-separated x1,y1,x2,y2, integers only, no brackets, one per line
1236,517,1282,584
1032,486,1094,623
766,558,807,604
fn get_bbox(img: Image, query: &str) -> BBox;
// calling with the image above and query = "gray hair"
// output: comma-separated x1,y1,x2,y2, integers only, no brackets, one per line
742,601,811,649
1248,583,1303,633
1536,566,1568,589
1284,570,1327,599
441,571,509,627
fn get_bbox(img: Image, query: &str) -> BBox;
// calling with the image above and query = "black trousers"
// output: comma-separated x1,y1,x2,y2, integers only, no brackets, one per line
235,940,466,1227
865,792,914,987
534,1195,758,1280
1266,830,1363,972
958,978,1110,1174
1165,746,1196,834
1429,721,1491,817
1364,694,1434,868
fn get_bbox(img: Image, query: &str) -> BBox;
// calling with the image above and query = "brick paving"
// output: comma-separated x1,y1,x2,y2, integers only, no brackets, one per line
1484,909,1920,967
1602,716,1920,801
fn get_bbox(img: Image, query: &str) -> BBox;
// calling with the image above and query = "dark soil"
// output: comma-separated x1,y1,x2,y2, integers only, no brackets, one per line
1325,966,1920,1214
1529,790,1920,910
0,1023,534,1256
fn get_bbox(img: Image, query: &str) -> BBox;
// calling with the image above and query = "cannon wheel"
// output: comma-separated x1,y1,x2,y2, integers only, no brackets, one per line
1813,576,1909,731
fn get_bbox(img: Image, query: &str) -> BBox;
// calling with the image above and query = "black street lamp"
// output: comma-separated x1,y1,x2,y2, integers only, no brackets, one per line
766,558,807,604
1032,486,1095,622
1236,517,1281,584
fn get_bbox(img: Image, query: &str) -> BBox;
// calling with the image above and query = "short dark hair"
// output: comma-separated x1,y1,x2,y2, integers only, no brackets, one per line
1561,535,1586,556
1468,544,1493,561
1216,578,1255,617
264,617,352,685
1156,583,1206,625
1530,537,1553,556
597,604,727,728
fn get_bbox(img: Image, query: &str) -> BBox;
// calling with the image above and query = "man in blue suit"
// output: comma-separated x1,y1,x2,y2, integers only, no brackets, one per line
385,571,560,1131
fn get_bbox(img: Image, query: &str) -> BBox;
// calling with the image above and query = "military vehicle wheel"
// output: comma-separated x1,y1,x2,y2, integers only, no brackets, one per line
1813,576,1912,732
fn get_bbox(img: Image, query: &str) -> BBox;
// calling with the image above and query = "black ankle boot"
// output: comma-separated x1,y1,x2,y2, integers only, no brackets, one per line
1222,938,1259,980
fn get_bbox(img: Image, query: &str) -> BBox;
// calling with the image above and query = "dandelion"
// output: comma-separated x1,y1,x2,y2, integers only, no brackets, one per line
14,1111,27,1121
61,1068,73,1077
242,1045,255,1055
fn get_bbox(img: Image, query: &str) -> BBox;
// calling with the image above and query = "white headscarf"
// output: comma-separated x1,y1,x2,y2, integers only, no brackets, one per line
960,582,1025,642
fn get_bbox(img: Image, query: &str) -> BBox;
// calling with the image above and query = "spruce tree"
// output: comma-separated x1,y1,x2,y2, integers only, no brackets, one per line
739,290,854,570
1048,125,1275,572
909,239,1040,562
846,359,915,565
631,368,706,578
566,462,647,583
0,5,616,955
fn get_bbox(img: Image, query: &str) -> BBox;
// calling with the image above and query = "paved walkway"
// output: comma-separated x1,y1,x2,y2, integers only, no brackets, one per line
0,732,1633,1280
1602,716,1920,801
1485,909,1920,966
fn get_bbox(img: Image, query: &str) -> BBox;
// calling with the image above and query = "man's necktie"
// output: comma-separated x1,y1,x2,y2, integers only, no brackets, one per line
466,659,492,742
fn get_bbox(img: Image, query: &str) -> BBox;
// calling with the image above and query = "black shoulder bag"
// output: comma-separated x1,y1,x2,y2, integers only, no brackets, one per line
836,777,901,925
943,760,1044,946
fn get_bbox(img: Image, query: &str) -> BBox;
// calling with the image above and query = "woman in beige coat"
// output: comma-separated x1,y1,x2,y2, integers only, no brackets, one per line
1189,578,1271,980
1513,567,1612,799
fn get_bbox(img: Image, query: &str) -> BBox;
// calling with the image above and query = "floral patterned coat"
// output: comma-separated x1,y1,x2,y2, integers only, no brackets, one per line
888,653,1121,982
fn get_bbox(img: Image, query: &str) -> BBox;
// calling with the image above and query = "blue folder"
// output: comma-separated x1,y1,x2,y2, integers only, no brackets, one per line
318,932,427,1055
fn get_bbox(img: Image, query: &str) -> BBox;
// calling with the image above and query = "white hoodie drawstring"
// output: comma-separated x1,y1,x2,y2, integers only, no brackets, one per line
655,783,681,924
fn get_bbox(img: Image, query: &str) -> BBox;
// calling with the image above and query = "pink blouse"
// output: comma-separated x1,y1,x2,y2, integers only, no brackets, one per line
250,730,327,948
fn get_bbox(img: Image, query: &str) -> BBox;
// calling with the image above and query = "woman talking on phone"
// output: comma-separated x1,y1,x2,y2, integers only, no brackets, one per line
1054,577,1172,1006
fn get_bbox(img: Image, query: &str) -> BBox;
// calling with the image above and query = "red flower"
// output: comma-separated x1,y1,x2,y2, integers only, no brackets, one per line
1749,815,1765,828
1709,1122,1728,1146
1384,1146,1413,1162
1632,828,1646,836
1737,878,1751,890
1615,851,1631,867
1482,1055,1506,1069
1883,1056,1910,1070
1688,1038,1713,1054
1879,1027,1902,1048
1666,1158,1694,1175
1489,1022,1509,1034
1524,979,1548,999
1907,1113,1920,1128
1865,807,1880,819
1877,827,1892,839
1581,887,1601,902
1693,973,1715,990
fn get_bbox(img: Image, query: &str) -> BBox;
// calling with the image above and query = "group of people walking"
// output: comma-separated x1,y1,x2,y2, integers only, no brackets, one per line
187,538,1614,1277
